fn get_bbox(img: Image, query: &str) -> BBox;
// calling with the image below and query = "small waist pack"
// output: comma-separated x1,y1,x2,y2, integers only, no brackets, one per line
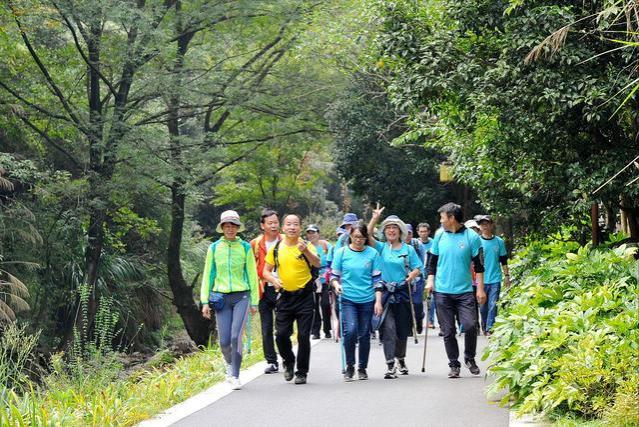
209,291,225,311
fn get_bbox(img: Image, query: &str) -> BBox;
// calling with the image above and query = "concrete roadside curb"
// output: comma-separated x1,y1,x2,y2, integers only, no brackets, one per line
509,411,551,427
138,338,325,427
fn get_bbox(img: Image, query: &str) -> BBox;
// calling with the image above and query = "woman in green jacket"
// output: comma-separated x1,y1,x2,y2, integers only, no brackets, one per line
201,210,259,390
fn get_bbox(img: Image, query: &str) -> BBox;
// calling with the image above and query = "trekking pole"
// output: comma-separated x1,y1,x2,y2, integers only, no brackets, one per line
246,309,252,355
421,292,430,372
399,255,418,344
338,295,346,373
406,280,419,344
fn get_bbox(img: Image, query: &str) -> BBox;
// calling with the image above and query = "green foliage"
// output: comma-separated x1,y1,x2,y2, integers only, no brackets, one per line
326,73,456,225
374,0,639,235
0,323,40,392
0,313,263,426
485,236,639,423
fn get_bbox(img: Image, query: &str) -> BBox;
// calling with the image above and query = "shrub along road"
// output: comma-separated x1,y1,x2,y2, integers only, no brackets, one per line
169,330,508,426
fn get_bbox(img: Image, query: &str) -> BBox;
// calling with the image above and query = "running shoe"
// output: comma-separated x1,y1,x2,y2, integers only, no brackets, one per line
264,363,279,374
384,363,398,379
448,366,461,378
464,358,481,375
397,358,409,375
357,368,368,380
343,365,355,382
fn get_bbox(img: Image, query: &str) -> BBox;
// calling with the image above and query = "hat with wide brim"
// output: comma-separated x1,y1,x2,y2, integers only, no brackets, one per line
380,215,408,241
216,210,245,233
340,213,359,227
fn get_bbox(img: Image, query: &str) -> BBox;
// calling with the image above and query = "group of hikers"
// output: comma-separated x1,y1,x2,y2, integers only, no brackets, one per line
199,202,510,390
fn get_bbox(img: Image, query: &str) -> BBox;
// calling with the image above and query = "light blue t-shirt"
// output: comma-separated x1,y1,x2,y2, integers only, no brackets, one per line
374,241,423,283
430,227,482,294
419,239,433,263
331,246,382,303
327,233,348,263
313,241,333,284
480,235,507,284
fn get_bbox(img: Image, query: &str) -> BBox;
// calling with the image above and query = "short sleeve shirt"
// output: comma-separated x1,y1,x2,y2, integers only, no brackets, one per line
265,241,318,291
480,236,507,284
331,246,382,303
374,241,423,283
430,227,482,294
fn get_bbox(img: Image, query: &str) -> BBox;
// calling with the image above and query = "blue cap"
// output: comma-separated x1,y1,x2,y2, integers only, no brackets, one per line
341,213,359,227
336,227,346,235
406,224,414,233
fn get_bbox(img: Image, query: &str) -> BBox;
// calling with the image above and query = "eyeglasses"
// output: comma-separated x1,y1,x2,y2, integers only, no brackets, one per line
351,235,366,241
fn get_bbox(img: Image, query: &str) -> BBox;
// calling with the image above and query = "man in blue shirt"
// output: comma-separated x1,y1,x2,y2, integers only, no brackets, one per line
476,215,510,335
417,222,435,329
306,224,334,340
426,203,487,379
405,224,426,334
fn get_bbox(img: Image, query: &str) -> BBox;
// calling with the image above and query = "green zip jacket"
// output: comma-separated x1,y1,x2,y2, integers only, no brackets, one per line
200,238,259,306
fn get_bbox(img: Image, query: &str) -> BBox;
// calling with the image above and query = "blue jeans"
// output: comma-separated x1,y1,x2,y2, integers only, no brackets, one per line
427,296,436,325
215,291,250,378
480,282,501,333
341,299,374,369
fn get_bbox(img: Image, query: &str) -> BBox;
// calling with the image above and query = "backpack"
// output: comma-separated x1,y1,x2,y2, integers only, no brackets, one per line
273,240,320,282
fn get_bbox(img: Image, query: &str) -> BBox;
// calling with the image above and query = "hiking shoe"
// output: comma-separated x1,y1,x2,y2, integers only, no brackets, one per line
311,334,320,340
325,331,332,339
224,364,232,383
427,322,435,329
343,365,355,382
264,363,279,374
384,363,398,379
465,358,481,375
230,377,242,390
357,368,368,380
397,359,409,375
448,366,461,379
294,374,307,385
284,363,294,382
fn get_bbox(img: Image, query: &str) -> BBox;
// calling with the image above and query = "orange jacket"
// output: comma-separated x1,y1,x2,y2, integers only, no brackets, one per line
250,233,283,299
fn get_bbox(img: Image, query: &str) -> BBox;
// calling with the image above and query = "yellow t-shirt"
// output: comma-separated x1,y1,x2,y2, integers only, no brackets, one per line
265,240,318,291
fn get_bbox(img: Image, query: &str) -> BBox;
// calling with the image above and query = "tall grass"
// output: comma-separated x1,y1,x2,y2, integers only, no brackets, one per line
0,313,264,426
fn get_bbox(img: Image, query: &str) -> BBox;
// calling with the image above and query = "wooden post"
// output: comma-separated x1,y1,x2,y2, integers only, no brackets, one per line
591,202,599,246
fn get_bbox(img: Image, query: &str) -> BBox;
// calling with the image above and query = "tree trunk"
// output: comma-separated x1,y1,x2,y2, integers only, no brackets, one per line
167,184,215,346
164,7,215,346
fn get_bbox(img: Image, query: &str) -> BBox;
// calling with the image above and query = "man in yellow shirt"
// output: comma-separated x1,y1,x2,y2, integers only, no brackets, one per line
263,214,320,385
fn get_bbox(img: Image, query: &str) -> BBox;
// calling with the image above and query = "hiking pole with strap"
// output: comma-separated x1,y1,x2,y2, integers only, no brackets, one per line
400,254,419,344
246,309,252,355
338,295,346,373
421,291,431,372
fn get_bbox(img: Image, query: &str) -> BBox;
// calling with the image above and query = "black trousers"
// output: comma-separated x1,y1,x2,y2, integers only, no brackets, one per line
413,301,424,334
435,291,478,368
258,286,278,365
311,282,331,336
275,282,314,375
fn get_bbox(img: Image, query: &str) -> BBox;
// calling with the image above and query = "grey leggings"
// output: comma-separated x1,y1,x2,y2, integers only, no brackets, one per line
215,291,250,378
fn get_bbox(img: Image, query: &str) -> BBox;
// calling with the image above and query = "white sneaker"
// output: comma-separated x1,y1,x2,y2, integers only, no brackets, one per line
230,377,242,390
224,364,232,383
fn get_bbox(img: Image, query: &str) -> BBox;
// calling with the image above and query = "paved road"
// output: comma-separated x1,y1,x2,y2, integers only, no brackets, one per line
172,331,509,427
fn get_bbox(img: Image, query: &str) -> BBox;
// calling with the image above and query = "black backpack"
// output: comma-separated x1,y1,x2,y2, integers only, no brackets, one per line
273,240,320,282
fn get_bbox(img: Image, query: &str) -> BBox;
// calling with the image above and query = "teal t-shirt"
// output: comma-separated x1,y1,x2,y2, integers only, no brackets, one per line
331,246,382,303
480,235,507,284
327,234,348,263
313,241,333,283
419,239,433,264
373,241,423,283
430,227,482,294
